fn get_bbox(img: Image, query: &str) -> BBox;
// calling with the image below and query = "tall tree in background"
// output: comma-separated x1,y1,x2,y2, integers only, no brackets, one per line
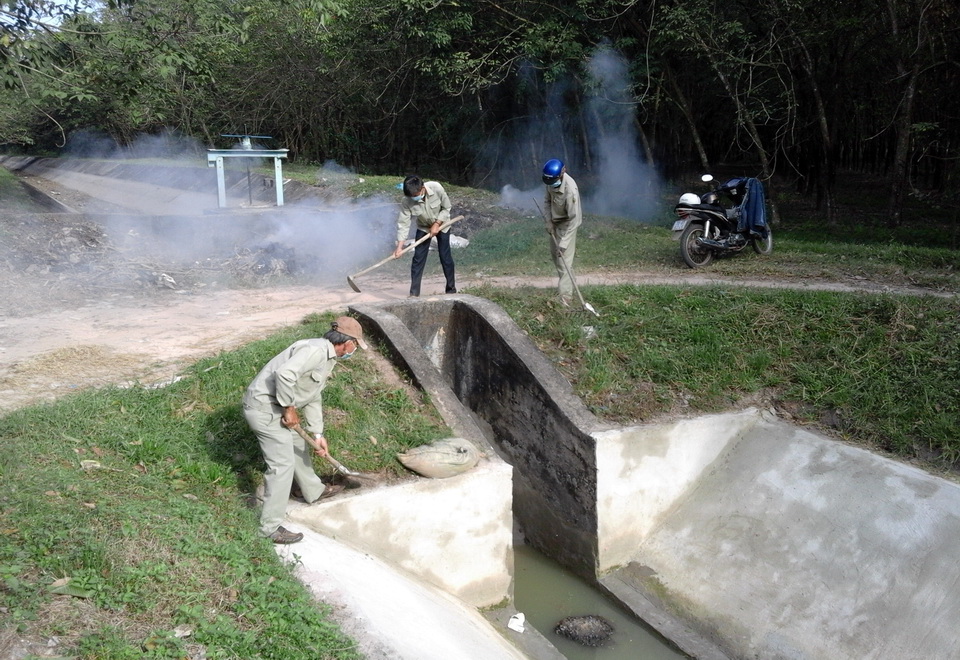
1,0,958,222
882,0,954,226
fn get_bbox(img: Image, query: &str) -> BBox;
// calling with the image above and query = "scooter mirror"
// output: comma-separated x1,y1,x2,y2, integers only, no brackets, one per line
701,174,714,183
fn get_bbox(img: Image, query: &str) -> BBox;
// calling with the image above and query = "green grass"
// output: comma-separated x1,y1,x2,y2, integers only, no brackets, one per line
3,160,960,657
0,166,44,212
0,312,449,659
466,284,960,465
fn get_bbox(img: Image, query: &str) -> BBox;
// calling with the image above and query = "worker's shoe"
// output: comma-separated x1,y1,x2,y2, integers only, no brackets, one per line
268,526,303,544
316,483,346,502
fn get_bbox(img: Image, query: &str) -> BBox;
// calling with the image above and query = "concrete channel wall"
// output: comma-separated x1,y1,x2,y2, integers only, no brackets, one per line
1,155,324,210
353,295,616,577
349,294,960,660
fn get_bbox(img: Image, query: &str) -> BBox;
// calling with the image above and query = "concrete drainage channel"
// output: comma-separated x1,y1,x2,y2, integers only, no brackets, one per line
285,294,960,660
10,156,960,658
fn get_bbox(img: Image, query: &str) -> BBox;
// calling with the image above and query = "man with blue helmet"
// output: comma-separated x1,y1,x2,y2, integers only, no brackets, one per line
542,159,582,306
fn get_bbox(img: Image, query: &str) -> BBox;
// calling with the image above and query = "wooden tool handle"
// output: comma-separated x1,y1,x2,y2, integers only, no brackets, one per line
348,215,465,281
291,424,359,476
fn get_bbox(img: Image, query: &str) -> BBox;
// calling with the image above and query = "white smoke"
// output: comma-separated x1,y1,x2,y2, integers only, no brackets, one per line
48,128,399,285
491,45,661,222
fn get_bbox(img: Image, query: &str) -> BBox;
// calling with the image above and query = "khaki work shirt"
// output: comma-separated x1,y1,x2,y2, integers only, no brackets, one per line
242,338,337,436
396,181,452,242
544,173,582,251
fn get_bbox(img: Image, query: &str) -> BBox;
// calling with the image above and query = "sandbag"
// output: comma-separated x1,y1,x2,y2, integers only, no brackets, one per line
397,437,481,479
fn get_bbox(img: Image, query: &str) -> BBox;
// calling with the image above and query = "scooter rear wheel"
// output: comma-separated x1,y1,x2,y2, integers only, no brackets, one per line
751,229,773,255
680,223,714,268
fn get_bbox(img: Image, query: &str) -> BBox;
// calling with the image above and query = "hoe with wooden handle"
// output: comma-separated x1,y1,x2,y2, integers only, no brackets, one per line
533,200,599,318
291,423,379,485
347,215,464,293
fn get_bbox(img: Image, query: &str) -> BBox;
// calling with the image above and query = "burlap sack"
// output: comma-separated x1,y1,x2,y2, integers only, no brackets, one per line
397,437,481,479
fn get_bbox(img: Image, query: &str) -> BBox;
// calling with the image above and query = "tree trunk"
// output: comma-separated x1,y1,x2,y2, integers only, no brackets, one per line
694,36,781,224
665,65,710,172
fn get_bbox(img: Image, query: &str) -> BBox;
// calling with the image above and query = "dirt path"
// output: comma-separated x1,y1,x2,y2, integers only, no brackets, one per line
2,163,954,415
0,277,411,414
3,266,951,416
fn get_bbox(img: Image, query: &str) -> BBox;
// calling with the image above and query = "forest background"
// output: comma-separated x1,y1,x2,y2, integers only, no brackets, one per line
1,0,958,226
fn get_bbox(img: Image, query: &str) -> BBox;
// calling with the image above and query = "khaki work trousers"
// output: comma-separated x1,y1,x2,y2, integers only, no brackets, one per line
243,406,328,537
551,222,578,301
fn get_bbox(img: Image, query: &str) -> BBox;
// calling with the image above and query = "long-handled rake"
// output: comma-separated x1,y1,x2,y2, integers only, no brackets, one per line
347,215,465,293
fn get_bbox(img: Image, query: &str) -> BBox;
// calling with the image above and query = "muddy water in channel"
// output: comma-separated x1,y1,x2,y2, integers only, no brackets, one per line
514,545,688,659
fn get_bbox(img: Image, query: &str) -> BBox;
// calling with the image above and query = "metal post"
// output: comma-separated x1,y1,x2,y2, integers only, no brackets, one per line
215,156,226,208
274,157,284,206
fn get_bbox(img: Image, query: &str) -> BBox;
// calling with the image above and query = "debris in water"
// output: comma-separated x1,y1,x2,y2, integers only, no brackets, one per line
554,614,615,647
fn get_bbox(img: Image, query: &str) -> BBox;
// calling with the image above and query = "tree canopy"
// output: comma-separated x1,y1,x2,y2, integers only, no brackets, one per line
2,0,958,220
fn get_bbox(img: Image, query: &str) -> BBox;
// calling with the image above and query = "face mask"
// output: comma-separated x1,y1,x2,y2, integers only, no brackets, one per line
411,195,424,203
339,349,355,360
550,179,562,188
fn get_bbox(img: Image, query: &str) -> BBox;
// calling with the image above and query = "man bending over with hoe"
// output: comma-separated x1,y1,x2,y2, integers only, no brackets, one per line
242,316,368,544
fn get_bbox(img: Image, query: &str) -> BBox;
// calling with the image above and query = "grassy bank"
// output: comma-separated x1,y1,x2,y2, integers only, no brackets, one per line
2,161,959,658
0,166,39,212
0,313,448,659
470,283,960,465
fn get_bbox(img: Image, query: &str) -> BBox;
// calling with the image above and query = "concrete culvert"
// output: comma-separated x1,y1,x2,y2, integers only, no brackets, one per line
554,614,615,647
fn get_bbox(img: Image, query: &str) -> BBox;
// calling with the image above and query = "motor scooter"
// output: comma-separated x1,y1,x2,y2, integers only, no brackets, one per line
672,174,772,268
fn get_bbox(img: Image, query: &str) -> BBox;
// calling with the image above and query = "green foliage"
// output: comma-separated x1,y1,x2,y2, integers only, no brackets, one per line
4,0,957,215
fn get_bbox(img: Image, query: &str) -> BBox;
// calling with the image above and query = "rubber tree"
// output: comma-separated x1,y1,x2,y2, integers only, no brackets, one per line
881,0,952,227
654,0,794,224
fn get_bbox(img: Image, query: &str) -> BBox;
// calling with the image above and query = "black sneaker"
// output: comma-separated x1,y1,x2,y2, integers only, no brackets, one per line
269,526,303,544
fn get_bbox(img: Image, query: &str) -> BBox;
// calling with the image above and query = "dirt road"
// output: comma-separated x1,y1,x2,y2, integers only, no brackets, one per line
1,163,953,415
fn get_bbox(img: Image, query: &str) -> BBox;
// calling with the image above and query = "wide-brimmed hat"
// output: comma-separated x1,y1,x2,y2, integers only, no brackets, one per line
334,316,368,349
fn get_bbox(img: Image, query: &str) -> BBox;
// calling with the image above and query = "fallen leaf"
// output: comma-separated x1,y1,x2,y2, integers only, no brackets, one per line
82,502,96,509
48,577,94,598
183,494,198,501
44,490,59,497
80,460,101,470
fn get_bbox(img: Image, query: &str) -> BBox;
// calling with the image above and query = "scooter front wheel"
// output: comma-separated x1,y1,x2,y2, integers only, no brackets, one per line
680,223,714,268
751,228,773,255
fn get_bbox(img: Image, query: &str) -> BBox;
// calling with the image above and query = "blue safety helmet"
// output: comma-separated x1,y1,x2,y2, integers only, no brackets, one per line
542,159,564,185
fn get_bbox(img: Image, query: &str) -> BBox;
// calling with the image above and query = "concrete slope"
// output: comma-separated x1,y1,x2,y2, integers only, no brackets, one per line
624,413,960,660
276,527,533,660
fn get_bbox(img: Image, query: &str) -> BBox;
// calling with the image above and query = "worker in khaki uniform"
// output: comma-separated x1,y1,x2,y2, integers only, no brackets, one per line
542,159,582,306
394,174,457,297
242,316,368,544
